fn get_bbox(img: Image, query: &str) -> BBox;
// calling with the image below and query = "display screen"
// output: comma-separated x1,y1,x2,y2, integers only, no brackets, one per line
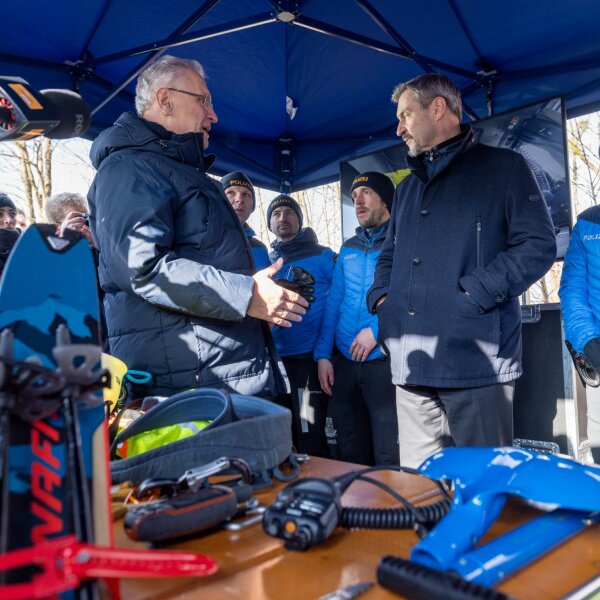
340,97,571,258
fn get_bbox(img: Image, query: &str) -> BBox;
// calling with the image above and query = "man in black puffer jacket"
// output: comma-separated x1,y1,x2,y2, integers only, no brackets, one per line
367,74,557,467
88,55,307,398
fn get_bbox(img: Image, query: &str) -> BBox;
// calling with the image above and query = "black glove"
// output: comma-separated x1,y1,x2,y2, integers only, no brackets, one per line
0,228,20,254
584,338,600,372
565,339,600,387
274,266,316,304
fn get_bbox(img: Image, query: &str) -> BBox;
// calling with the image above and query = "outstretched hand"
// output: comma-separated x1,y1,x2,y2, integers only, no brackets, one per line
247,258,309,327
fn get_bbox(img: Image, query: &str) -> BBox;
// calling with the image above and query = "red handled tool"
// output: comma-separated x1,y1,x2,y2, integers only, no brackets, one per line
0,535,218,600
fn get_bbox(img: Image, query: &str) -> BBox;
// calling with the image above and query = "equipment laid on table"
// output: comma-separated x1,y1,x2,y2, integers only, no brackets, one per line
123,457,257,543
317,581,373,600
0,535,218,600
377,447,600,599
262,465,451,550
412,447,600,584
110,387,299,489
263,477,341,551
376,556,514,600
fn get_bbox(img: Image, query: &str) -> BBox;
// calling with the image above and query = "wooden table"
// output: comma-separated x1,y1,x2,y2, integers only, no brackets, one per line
114,457,600,600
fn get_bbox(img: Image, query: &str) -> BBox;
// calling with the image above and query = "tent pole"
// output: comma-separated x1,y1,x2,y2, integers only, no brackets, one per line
355,0,479,120
279,137,293,194
292,16,476,80
91,7,275,116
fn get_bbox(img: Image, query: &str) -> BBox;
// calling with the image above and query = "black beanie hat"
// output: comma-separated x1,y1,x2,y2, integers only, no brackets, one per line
0,192,16,211
350,171,394,212
266,195,303,231
220,171,256,210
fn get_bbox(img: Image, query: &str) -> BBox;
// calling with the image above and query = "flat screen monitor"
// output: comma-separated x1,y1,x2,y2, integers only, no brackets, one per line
340,96,571,258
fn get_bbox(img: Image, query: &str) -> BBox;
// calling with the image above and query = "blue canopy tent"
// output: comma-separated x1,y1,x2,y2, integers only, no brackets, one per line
2,0,600,192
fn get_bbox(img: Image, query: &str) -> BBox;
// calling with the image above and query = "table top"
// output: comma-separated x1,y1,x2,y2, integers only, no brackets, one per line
113,457,600,600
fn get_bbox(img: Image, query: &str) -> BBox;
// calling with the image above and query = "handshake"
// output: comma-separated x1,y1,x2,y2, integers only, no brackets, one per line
274,266,316,304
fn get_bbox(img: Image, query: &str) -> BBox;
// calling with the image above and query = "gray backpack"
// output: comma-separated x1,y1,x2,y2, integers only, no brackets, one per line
110,388,298,488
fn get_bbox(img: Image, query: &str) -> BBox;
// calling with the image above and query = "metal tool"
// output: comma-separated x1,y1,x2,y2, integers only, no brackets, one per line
132,456,251,500
317,581,373,600
223,506,266,531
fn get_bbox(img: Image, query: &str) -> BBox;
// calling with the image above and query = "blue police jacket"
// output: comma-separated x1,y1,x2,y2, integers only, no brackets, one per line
314,222,388,362
560,206,600,353
244,224,270,270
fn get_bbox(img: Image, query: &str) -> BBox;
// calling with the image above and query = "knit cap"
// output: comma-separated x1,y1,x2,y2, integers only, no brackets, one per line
266,194,303,231
220,171,255,210
350,171,394,212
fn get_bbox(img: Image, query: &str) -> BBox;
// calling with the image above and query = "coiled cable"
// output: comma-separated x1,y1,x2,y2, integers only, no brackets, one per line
340,498,451,530
333,466,453,536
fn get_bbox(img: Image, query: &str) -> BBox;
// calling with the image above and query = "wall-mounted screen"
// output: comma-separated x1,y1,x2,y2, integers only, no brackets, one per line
340,97,571,258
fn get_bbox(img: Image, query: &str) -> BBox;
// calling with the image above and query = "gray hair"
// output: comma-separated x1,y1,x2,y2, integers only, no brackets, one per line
135,55,206,117
391,74,462,120
44,192,88,224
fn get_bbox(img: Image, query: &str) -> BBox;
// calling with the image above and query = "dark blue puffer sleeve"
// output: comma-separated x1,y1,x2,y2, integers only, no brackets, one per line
92,156,254,321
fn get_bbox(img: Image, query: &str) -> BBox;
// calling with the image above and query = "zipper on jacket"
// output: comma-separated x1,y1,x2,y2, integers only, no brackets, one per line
194,136,204,170
476,217,482,268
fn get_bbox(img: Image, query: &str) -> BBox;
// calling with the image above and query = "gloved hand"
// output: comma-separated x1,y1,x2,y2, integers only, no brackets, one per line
584,337,600,371
0,228,20,254
566,339,600,387
274,266,316,304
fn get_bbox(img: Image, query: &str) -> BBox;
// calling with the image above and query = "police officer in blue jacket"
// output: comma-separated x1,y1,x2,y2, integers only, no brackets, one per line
220,171,270,270
560,206,600,463
314,173,399,465
268,194,336,456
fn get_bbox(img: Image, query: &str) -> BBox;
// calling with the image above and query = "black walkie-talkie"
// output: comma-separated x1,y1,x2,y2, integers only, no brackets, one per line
262,478,341,551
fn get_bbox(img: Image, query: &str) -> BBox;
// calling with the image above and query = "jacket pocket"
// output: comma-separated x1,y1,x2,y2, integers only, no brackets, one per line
452,289,500,357
191,318,266,386
456,287,485,317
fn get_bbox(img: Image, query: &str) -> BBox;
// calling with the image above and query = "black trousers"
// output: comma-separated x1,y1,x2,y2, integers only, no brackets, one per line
279,356,329,457
327,354,398,465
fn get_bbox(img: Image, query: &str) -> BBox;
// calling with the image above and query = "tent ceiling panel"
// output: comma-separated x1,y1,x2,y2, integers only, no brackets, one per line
2,0,600,191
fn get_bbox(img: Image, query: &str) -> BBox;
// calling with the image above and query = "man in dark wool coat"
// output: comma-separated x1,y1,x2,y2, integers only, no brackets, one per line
367,74,557,467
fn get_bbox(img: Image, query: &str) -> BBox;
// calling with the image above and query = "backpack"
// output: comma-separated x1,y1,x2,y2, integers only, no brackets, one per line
110,388,298,489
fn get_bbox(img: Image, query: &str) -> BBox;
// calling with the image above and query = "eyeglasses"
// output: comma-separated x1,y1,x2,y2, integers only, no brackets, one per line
167,87,213,108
